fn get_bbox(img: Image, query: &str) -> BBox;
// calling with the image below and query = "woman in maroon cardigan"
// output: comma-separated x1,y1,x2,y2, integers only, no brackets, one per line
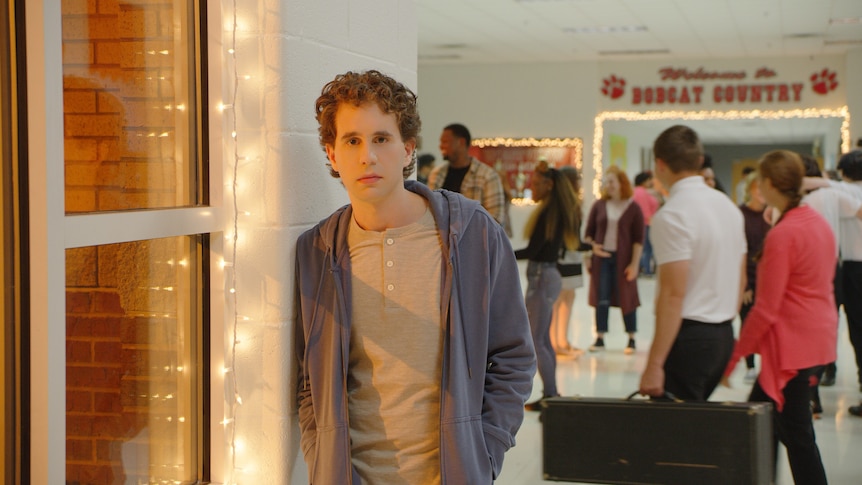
585,166,645,353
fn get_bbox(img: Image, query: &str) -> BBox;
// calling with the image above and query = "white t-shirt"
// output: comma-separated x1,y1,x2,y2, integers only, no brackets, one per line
603,199,632,252
828,180,862,261
803,187,862,256
650,176,747,323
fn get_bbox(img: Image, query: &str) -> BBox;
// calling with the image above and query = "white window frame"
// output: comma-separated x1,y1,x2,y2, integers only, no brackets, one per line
25,1,225,482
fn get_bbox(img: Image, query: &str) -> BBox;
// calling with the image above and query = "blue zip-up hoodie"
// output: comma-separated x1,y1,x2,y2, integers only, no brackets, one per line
294,181,536,484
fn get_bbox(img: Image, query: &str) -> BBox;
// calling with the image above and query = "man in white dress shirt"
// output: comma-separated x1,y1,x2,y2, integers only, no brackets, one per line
639,125,747,401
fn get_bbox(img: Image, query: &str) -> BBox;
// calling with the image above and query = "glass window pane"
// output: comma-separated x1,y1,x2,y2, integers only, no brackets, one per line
61,0,200,213
66,236,203,484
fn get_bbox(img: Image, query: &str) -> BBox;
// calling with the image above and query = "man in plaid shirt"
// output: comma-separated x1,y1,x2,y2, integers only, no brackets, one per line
428,123,508,227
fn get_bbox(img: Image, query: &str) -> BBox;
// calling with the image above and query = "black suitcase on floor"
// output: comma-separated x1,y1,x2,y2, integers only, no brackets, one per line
541,395,773,484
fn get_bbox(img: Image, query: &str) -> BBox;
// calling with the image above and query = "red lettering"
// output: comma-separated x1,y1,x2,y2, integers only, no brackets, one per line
713,85,723,103
692,86,703,103
679,86,691,104
764,85,776,101
736,85,748,102
632,87,642,104
792,83,803,101
645,87,654,104
751,85,762,102
668,86,677,103
656,86,666,104
778,84,789,102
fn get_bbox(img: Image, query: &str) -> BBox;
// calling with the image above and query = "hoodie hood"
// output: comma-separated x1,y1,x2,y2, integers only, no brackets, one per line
315,180,482,264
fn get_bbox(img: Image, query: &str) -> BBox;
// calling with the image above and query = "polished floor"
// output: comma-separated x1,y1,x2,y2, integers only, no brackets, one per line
497,269,862,485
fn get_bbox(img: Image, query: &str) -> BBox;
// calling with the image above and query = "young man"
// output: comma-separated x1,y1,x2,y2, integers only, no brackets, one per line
294,70,535,484
639,125,747,401
427,123,508,226
822,150,862,416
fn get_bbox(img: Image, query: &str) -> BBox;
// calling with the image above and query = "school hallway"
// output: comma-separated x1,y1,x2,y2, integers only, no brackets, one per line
499,270,862,485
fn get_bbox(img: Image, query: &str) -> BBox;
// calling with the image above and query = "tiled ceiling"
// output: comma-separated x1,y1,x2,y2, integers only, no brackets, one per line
418,0,862,64
417,0,862,145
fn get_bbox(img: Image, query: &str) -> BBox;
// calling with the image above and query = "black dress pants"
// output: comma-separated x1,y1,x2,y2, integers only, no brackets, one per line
844,261,862,386
749,366,828,485
663,319,734,401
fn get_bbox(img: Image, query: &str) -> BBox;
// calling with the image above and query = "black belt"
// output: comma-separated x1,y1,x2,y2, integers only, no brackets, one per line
681,318,732,327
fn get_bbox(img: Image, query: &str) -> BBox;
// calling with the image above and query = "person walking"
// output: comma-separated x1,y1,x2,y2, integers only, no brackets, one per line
724,150,835,485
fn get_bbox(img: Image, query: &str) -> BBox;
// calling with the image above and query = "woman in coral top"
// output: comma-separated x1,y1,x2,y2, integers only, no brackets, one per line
724,150,836,485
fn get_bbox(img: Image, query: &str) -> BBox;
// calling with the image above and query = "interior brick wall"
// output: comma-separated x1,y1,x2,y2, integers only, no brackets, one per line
63,0,181,214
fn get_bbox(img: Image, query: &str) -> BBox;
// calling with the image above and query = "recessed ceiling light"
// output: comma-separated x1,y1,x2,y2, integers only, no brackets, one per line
564,25,647,34
824,39,862,45
829,17,862,24
598,49,670,56
785,33,821,39
418,54,462,60
436,43,467,50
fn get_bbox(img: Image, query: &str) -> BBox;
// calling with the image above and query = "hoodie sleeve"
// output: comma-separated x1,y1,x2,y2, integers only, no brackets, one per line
482,221,537,477
294,231,318,463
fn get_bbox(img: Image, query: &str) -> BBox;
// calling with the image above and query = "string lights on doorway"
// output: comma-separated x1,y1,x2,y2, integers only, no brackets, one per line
592,107,851,198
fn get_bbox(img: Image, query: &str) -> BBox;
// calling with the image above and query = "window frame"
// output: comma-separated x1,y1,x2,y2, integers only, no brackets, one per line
25,1,224,482
2,0,26,483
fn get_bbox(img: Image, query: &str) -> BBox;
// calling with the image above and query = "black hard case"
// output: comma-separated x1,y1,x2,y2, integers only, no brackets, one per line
541,396,773,484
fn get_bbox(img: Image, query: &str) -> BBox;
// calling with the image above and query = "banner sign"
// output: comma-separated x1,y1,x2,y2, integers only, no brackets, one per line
600,64,840,107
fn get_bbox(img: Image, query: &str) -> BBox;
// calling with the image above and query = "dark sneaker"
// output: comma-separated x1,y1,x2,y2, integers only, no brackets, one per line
848,403,862,417
589,337,605,352
820,370,836,387
624,338,636,355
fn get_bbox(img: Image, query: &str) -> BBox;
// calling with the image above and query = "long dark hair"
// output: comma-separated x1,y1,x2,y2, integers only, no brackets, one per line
524,167,580,251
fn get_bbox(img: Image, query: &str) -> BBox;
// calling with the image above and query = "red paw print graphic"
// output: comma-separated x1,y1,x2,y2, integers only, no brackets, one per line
601,75,626,99
810,69,838,95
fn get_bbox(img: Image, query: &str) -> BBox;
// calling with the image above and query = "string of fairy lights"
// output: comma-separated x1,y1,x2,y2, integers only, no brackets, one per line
220,0,242,483
472,137,584,206
592,107,852,198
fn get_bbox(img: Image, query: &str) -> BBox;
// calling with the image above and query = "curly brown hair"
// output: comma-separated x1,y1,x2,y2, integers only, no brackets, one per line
315,70,421,179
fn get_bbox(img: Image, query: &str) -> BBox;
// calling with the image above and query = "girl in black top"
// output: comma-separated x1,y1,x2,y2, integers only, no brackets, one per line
516,164,580,409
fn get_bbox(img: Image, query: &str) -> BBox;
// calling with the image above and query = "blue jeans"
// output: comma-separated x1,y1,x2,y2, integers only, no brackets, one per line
639,225,654,275
595,253,637,334
525,261,562,397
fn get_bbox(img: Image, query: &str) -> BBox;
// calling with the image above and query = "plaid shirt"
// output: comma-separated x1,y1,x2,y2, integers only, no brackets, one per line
427,157,507,226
